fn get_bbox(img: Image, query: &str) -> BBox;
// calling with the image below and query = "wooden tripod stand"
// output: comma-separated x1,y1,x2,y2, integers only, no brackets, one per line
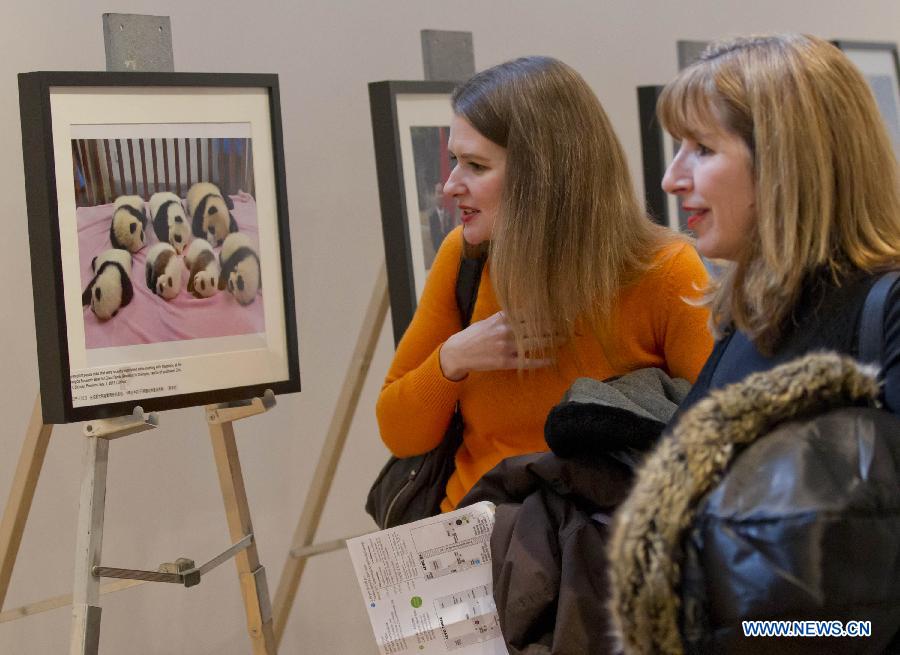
272,265,388,645
0,392,279,655
269,33,476,643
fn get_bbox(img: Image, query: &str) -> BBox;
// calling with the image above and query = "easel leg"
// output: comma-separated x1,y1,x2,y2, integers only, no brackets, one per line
69,436,109,655
272,265,389,644
0,395,53,610
209,419,277,655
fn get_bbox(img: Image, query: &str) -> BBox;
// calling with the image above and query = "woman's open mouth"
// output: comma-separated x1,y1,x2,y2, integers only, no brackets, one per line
685,209,708,230
460,207,480,224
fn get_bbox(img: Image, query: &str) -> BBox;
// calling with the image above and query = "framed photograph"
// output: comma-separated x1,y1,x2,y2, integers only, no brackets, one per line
833,40,900,158
18,71,300,423
369,80,459,345
637,85,685,231
638,43,712,231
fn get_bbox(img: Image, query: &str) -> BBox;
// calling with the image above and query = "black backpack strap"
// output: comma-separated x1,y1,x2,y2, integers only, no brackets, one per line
446,251,485,431
859,270,900,365
455,254,485,329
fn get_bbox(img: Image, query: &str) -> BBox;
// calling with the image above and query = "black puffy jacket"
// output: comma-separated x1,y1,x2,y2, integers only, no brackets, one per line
608,352,900,655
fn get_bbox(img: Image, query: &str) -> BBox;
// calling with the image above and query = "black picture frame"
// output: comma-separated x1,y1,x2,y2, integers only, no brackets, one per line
637,85,685,231
368,80,458,346
832,40,900,158
639,42,711,232
18,71,300,424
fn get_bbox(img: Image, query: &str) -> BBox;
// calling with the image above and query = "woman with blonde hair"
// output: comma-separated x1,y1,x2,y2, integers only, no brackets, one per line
660,33,900,411
376,56,713,513
607,34,900,654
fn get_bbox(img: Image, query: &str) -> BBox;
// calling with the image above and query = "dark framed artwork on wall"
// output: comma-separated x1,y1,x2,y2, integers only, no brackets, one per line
368,80,459,345
638,42,711,232
18,71,300,423
637,85,685,231
833,40,900,158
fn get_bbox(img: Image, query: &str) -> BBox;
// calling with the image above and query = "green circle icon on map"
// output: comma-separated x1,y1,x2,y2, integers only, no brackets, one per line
411,596,423,608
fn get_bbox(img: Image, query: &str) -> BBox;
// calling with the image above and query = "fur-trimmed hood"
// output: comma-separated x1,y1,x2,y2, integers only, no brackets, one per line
607,352,882,655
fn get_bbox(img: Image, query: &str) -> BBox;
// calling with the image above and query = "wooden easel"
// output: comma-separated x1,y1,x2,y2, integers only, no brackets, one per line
70,405,159,655
271,29,477,646
0,392,279,655
1,13,278,654
272,266,388,641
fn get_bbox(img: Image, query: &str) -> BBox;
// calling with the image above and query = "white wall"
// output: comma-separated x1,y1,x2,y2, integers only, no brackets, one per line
0,2,897,653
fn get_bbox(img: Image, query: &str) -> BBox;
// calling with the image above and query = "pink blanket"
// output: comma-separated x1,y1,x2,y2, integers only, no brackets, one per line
79,192,266,349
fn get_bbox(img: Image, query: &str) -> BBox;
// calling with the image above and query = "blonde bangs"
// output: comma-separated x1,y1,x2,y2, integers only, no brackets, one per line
657,66,722,144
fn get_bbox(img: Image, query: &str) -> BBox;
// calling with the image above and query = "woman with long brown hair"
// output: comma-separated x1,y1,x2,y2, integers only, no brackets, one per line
376,56,713,511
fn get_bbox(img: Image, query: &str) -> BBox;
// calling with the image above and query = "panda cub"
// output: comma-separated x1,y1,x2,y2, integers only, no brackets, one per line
187,182,238,247
82,248,134,320
149,191,191,254
218,233,261,306
145,242,183,300
184,238,220,298
110,195,148,252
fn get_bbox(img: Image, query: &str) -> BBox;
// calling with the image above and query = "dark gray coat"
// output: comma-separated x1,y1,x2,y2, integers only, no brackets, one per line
461,368,690,655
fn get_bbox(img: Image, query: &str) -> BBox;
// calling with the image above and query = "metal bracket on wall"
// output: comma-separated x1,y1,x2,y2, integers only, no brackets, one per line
102,13,175,72
676,40,709,70
421,30,476,82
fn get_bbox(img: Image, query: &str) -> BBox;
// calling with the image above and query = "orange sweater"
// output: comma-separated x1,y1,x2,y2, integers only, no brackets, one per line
376,227,712,511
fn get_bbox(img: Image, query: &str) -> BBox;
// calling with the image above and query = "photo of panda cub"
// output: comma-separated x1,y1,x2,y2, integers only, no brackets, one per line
184,238,220,299
188,182,239,247
219,233,261,305
110,195,147,252
73,134,266,350
149,191,191,255
81,248,134,320
146,242,184,300
77,187,265,347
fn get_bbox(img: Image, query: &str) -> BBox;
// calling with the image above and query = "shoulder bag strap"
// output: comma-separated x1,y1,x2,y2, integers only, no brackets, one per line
859,270,900,365
443,248,485,435
455,254,485,328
